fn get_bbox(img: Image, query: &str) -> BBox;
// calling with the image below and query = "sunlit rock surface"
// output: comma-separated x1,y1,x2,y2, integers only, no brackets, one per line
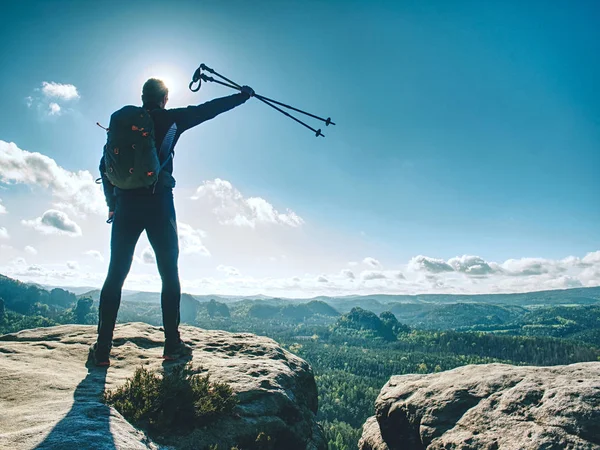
0,322,325,450
359,363,600,450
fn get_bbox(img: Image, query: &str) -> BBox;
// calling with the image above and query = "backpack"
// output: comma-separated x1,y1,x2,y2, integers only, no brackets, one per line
102,105,161,190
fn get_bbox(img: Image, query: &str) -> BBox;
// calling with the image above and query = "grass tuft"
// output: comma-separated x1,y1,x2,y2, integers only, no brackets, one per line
103,363,237,435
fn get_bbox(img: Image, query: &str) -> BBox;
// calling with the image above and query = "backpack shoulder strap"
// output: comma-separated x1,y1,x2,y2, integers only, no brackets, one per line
158,122,177,173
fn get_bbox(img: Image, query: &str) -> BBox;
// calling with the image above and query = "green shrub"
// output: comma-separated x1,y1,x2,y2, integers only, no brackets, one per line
103,363,237,435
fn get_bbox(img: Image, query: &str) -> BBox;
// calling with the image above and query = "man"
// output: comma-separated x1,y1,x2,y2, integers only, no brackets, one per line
90,78,254,366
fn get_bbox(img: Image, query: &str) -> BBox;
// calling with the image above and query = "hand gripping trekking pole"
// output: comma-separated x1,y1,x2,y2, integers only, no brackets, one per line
189,64,335,137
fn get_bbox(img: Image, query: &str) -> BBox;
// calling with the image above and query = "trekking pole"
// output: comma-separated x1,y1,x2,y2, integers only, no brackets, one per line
199,64,336,127
202,65,335,126
189,64,335,137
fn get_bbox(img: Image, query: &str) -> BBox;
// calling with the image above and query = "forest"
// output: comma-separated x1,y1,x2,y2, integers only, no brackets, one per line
1,274,599,450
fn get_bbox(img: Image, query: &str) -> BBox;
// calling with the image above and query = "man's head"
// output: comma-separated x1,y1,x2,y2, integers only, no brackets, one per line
142,78,169,109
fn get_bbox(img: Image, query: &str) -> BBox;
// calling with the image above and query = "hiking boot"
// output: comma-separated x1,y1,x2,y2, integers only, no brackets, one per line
163,340,193,361
89,342,110,367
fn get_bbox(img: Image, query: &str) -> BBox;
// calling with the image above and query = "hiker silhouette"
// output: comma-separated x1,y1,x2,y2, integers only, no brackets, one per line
92,78,253,365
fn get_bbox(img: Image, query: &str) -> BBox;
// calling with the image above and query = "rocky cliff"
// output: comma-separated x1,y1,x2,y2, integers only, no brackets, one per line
359,362,600,450
0,322,325,450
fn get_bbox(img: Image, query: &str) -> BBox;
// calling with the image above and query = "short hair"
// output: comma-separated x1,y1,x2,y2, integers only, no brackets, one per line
142,78,168,105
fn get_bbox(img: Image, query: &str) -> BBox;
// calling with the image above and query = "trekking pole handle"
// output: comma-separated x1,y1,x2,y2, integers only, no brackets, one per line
201,64,243,89
199,63,214,74
189,67,203,92
200,74,240,91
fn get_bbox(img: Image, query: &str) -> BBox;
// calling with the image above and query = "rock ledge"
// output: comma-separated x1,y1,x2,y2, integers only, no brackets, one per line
0,323,325,450
359,362,600,450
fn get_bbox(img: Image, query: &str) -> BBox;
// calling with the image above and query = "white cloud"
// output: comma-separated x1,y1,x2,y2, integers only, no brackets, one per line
501,258,561,277
562,251,600,269
84,250,104,262
361,270,387,281
41,81,80,100
408,254,571,279
448,255,496,276
0,227,9,239
581,251,600,267
191,178,303,228
341,269,355,279
48,102,61,116
24,246,37,255
401,251,600,292
409,255,455,273
141,247,156,264
22,209,82,236
579,265,600,287
543,275,583,289
26,82,79,118
0,198,6,214
0,141,105,215
0,257,106,286
178,222,210,256
2,249,599,297
217,265,240,276
11,257,27,267
67,261,79,270
363,257,382,268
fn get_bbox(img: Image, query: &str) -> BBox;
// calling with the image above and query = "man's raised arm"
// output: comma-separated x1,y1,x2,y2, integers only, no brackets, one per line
172,87,254,132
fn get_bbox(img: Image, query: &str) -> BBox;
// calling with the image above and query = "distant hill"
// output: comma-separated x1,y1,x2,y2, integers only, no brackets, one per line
78,289,143,302
405,303,527,330
44,285,98,295
3,274,599,339
80,290,209,305
0,274,77,312
246,300,340,322
57,284,600,309
333,307,408,341
322,287,600,308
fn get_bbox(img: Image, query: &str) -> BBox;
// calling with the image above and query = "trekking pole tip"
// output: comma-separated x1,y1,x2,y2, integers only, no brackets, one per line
316,129,324,137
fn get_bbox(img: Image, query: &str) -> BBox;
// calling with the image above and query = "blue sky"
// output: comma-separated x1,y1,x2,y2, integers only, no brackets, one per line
0,0,598,295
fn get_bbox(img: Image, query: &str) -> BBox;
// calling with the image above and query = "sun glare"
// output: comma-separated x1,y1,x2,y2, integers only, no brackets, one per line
149,74,174,94
138,65,188,99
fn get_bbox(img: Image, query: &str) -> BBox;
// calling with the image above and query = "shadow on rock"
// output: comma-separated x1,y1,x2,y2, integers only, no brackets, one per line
36,363,114,450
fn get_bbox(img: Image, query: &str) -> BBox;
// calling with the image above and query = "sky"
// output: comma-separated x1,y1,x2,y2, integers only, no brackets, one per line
0,0,598,297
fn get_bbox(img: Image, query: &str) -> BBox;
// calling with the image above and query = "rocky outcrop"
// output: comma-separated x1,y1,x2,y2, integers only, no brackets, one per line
0,323,325,450
359,363,600,450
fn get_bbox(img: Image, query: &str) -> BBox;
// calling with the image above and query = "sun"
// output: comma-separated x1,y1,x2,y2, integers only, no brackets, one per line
157,74,174,91
139,65,187,98
148,74,174,95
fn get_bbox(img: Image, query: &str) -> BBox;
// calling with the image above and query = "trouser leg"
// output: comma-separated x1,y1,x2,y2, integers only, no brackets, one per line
146,192,181,343
97,199,144,348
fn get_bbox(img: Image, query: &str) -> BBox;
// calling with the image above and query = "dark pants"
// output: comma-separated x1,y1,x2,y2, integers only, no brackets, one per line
97,190,181,348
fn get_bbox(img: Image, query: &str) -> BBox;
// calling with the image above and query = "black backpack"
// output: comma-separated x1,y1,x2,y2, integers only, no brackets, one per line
102,106,168,190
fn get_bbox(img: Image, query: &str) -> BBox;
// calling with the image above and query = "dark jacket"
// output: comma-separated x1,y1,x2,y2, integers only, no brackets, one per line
100,92,250,211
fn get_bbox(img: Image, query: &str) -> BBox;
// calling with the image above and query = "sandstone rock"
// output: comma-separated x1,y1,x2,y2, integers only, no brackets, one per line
0,322,325,450
359,363,600,450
